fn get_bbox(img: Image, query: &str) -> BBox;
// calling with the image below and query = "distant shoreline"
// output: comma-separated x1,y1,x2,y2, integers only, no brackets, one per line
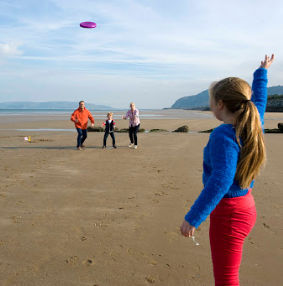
165,107,283,112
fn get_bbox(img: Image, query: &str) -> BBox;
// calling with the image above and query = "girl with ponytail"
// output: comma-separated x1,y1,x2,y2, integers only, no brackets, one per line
180,55,274,286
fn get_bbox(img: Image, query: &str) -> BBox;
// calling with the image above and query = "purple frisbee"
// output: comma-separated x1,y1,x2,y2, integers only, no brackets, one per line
80,21,97,29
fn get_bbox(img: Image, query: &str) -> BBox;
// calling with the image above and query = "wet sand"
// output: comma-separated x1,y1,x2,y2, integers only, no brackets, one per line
0,111,282,285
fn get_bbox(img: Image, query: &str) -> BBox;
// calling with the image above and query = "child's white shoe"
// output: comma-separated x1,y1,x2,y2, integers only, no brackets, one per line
128,143,134,148
134,145,138,149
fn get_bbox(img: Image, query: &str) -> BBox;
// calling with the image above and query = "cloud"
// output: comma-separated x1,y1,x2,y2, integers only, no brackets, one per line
0,42,23,57
0,0,282,108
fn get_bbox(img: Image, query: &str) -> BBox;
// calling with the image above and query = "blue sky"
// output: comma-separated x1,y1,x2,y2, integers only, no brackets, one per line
0,0,282,108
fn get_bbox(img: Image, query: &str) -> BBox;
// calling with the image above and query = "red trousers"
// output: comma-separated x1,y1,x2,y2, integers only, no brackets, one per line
209,189,257,286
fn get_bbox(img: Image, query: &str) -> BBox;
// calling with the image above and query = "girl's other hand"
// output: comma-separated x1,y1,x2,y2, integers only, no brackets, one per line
180,220,196,237
260,54,274,69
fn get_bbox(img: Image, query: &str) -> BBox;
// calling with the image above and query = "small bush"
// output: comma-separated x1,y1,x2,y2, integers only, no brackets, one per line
149,128,168,132
116,128,129,133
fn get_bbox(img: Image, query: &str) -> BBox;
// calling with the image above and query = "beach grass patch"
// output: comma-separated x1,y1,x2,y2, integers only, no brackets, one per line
149,128,168,132
116,128,145,133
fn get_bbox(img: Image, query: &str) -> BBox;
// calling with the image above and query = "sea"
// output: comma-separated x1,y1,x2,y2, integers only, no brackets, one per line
0,109,213,132
0,108,212,119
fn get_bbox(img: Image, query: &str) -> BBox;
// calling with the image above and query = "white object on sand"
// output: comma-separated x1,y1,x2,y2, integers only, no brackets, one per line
191,236,200,246
24,136,31,142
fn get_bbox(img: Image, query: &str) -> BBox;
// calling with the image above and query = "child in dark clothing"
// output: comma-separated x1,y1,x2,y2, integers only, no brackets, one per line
102,112,116,149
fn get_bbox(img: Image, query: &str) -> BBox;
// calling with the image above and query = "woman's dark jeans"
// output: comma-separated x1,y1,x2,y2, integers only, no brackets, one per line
129,124,140,145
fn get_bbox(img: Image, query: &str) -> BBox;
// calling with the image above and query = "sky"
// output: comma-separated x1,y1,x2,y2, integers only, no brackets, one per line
0,0,282,109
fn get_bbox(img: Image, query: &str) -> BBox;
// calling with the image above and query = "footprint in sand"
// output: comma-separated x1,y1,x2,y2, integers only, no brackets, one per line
262,222,271,229
248,237,255,245
154,191,167,197
94,222,108,230
65,256,79,265
0,240,7,247
12,215,23,223
82,258,94,266
145,276,156,284
81,236,87,241
149,260,158,266
164,231,179,241
151,253,163,257
16,200,24,206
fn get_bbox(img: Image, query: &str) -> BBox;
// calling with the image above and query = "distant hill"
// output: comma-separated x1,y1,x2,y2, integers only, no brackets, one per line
171,90,209,110
0,101,112,110
171,85,283,110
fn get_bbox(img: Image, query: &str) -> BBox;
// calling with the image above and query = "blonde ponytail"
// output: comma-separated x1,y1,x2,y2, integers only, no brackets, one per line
210,77,266,188
234,101,266,188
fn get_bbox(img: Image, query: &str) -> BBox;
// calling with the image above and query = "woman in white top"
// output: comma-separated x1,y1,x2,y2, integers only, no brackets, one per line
123,102,140,149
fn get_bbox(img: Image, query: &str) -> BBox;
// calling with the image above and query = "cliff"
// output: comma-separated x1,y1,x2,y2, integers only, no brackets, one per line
171,85,283,111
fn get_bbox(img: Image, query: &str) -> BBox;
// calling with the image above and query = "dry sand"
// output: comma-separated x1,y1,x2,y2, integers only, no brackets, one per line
0,111,283,286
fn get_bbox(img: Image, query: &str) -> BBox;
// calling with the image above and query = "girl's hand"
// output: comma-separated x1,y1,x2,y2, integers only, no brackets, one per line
180,220,196,237
260,54,274,69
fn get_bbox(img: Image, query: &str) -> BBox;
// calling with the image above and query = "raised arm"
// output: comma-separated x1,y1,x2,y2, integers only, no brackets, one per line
251,54,274,126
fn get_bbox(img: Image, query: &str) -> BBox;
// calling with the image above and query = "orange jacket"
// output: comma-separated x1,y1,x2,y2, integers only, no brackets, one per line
70,108,94,129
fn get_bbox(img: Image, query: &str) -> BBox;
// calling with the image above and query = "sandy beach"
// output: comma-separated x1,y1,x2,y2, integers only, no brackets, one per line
0,110,283,286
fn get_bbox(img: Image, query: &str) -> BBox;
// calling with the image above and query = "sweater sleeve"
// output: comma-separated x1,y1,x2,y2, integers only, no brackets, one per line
251,68,268,126
125,110,130,119
70,110,77,122
88,111,95,124
185,128,239,228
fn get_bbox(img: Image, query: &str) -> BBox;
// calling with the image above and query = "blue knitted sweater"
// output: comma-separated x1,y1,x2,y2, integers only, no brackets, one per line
185,68,268,228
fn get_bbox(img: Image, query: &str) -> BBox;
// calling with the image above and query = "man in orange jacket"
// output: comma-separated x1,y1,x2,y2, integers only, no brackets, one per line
71,101,95,150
